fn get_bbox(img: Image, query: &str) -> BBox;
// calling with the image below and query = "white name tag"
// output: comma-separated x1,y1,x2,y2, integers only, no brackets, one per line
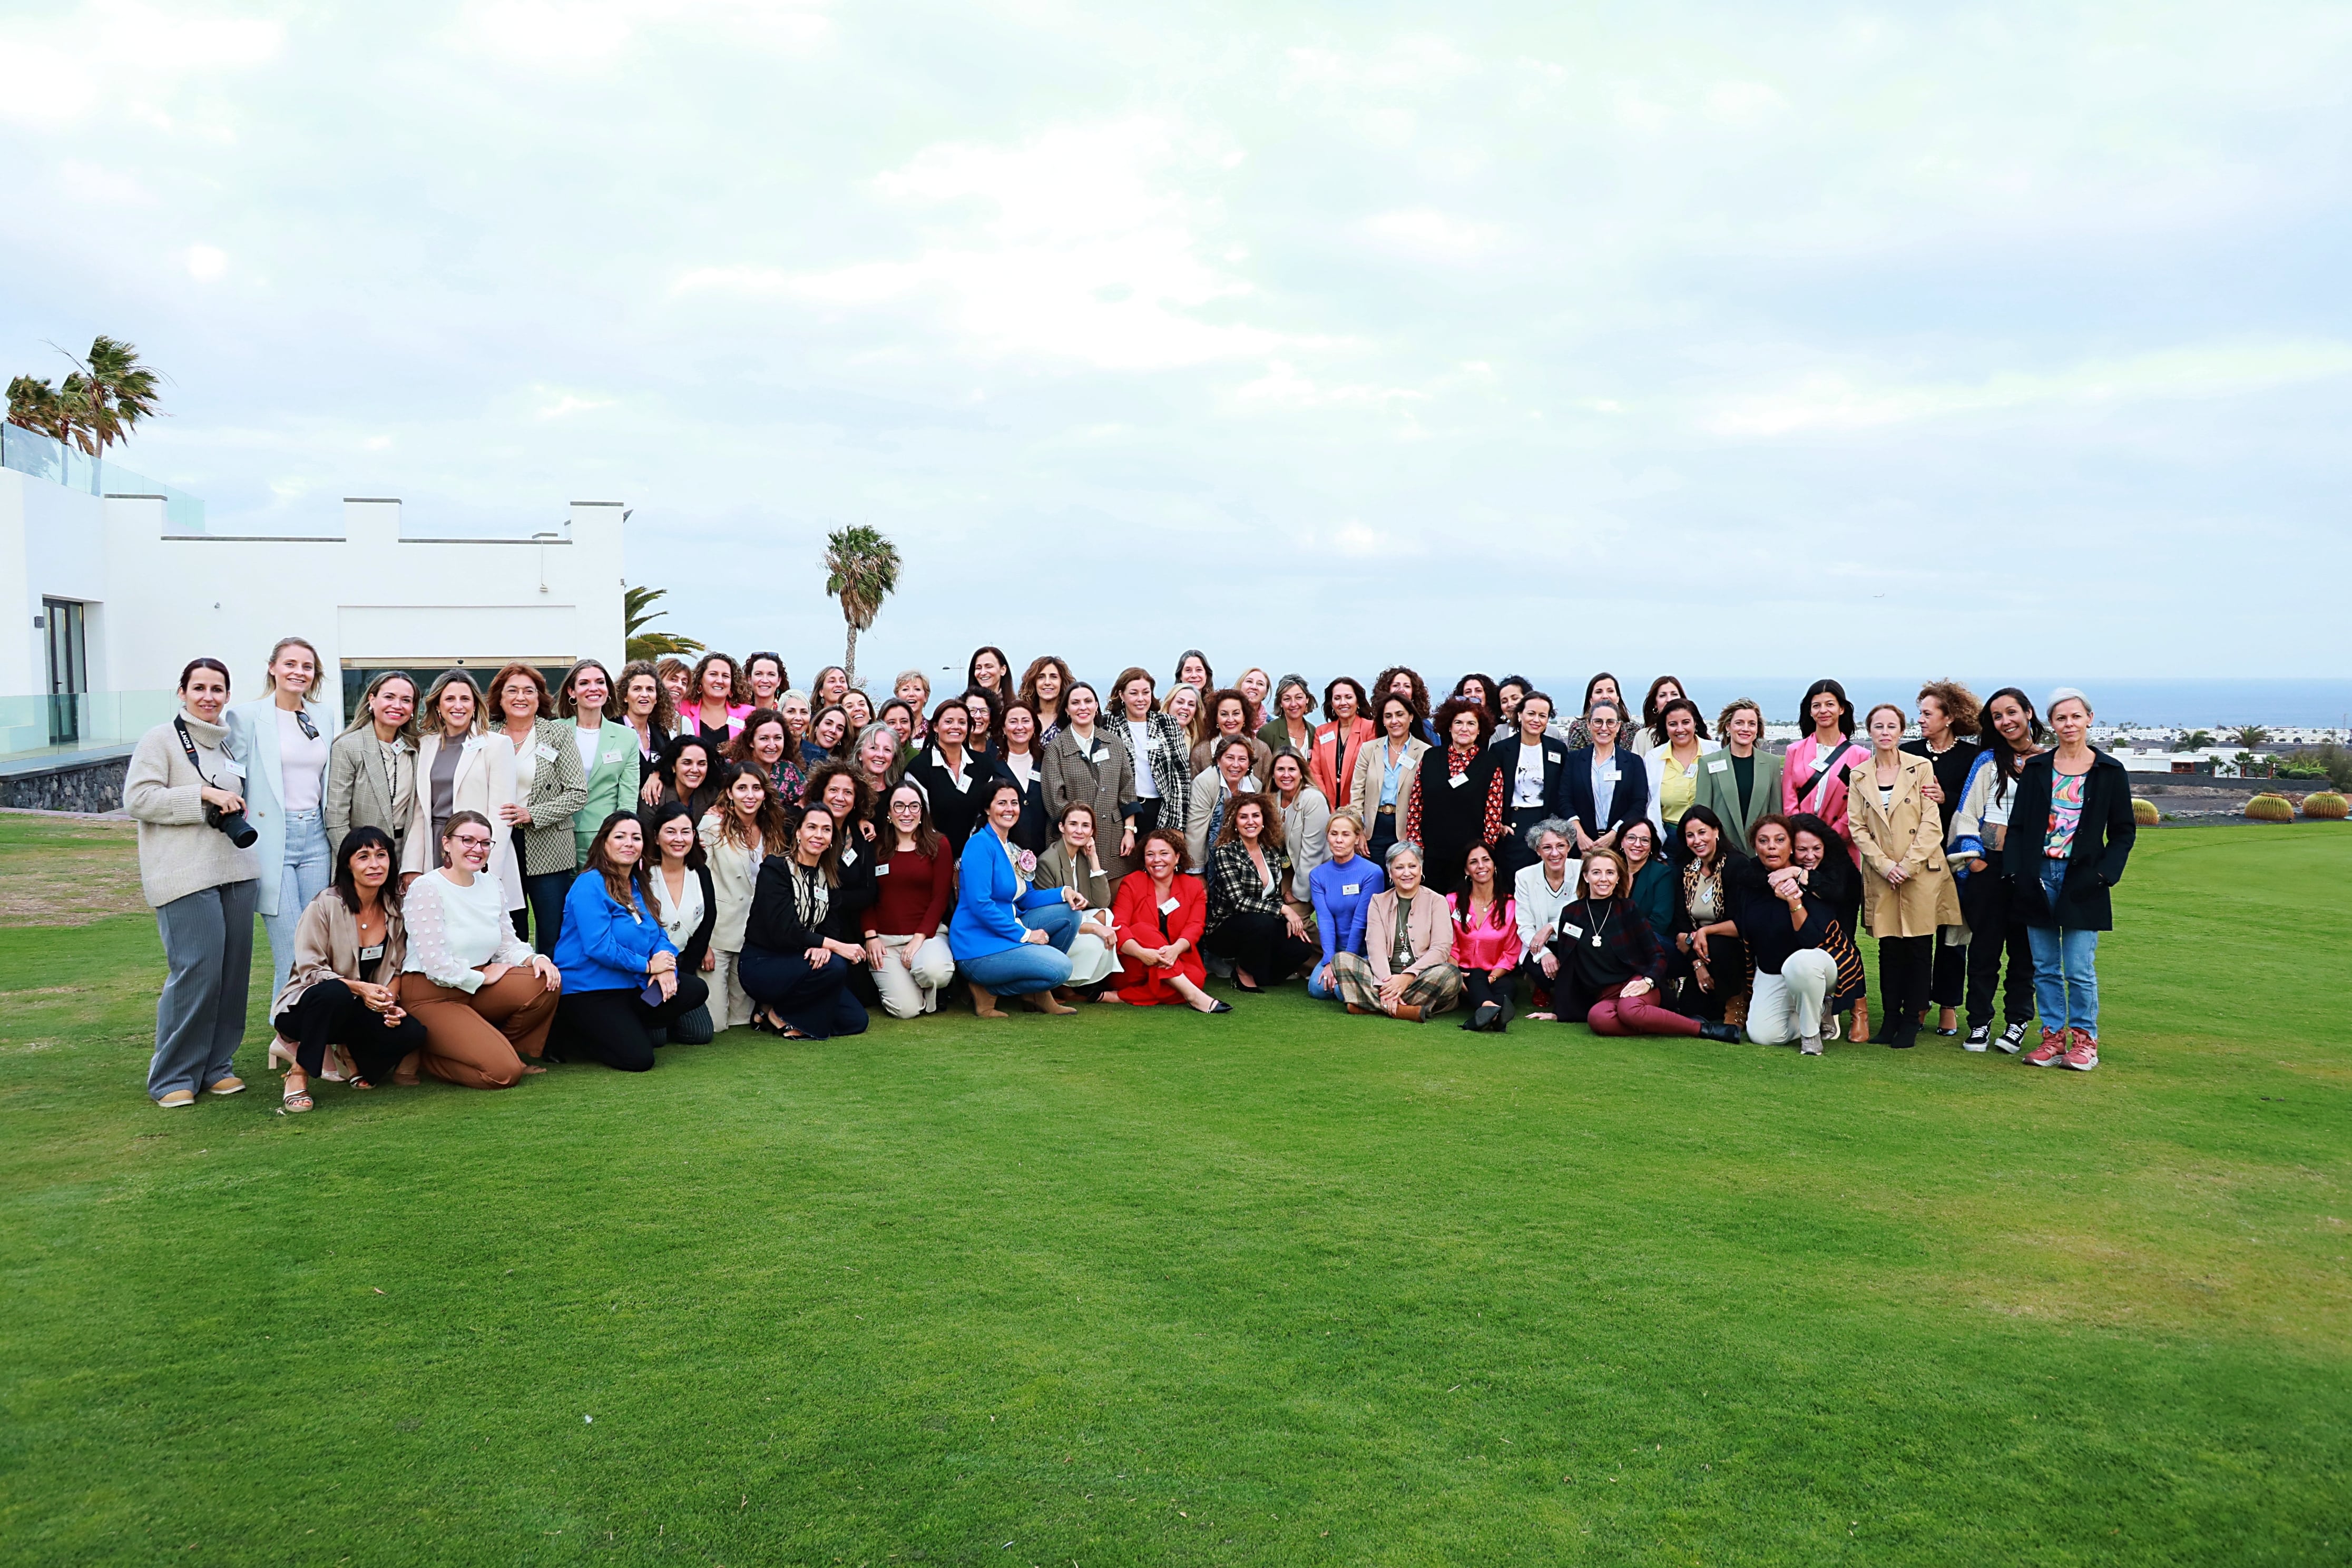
873,861,889,877
358,942,385,962
1561,923,1584,940
1158,897,1180,915
1604,768,1620,783
1449,773,1468,788
536,743,558,760
840,846,857,866
1707,758,1729,773
1091,747,1107,763
1341,883,1360,896
604,748,626,764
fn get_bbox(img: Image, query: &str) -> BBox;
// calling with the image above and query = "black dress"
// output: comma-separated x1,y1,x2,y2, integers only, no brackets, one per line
1410,741,1500,898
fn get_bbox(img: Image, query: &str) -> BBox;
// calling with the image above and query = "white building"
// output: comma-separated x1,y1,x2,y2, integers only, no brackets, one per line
1,423,626,767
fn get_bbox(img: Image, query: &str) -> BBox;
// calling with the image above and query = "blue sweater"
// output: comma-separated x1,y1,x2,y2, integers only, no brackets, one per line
552,872,678,994
949,828,1063,961
1309,856,1388,967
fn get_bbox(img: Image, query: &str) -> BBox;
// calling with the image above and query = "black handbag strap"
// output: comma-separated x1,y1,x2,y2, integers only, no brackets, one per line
173,718,223,791
1799,740,1856,806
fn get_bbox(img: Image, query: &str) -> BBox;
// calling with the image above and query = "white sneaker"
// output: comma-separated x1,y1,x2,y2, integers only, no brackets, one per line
1995,1020,2031,1055
1964,1024,1991,1053
1800,1035,1823,1056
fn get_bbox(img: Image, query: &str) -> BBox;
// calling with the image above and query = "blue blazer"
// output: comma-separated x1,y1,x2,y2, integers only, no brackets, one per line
948,828,1063,961
552,872,677,993
1559,746,1650,842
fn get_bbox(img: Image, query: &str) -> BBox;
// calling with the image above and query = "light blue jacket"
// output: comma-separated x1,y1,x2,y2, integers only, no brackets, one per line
226,694,331,917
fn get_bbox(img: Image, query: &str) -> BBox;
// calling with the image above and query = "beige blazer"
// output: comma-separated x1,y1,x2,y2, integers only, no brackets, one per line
1349,735,1430,832
698,810,763,952
401,730,524,912
1363,886,1456,983
272,887,410,1016
1846,751,1963,939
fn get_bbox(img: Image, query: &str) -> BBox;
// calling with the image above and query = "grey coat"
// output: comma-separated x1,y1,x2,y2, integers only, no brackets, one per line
325,727,416,862
1042,725,1138,881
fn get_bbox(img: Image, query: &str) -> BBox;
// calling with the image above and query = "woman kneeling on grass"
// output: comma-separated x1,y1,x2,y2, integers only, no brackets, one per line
547,812,711,1071
1533,846,1740,1042
1730,816,1865,1056
738,804,869,1040
396,810,561,1087
1109,828,1230,1013
268,826,430,1112
1330,842,1461,1022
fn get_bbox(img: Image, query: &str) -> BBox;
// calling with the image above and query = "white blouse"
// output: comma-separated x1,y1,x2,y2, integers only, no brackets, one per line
652,866,705,950
402,869,533,992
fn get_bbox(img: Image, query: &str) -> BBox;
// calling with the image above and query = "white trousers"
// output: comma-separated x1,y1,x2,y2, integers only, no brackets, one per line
1747,949,1839,1045
874,934,956,1018
709,949,758,1028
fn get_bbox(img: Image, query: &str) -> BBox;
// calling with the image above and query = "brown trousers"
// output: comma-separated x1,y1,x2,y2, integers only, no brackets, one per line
396,970,558,1090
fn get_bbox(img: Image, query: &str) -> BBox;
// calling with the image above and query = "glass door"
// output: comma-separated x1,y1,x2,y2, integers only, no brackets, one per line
42,597,86,746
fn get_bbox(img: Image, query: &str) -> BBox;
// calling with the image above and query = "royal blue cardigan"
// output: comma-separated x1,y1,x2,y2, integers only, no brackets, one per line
552,871,678,993
948,827,1063,961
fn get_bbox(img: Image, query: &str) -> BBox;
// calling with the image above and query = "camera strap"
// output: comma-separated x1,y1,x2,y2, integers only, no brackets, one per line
173,718,223,792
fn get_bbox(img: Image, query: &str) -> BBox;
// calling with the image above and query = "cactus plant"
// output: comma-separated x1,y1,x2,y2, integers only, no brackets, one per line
2302,791,2348,820
2245,793,2295,822
2130,797,2160,826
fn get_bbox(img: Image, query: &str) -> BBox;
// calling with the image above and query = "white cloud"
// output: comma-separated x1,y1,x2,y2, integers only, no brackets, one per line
0,4,281,126
678,116,1299,369
185,244,227,280
1360,208,1504,261
1708,340,2352,436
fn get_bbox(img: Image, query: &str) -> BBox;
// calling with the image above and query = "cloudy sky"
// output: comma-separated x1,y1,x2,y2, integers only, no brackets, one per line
3,0,2348,688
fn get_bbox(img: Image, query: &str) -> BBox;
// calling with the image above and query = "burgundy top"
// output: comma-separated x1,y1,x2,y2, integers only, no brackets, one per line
865,839,954,938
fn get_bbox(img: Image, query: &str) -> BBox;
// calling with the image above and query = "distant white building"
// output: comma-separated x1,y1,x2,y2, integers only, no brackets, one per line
1,423,626,766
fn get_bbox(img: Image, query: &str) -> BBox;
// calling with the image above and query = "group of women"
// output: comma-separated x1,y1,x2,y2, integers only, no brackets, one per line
129,643,2135,1111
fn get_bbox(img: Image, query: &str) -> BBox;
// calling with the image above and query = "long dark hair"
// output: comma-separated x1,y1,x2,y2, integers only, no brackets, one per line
583,810,656,912
1453,842,1507,927
1798,679,1855,738
783,802,841,887
644,800,708,872
966,645,1012,695
711,762,791,854
331,826,403,914
1449,673,1498,722
1786,812,1850,901
1679,803,1733,872
1978,687,2050,788
1373,665,1430,725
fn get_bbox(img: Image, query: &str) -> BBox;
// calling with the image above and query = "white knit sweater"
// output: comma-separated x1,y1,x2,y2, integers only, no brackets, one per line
124,712,261,908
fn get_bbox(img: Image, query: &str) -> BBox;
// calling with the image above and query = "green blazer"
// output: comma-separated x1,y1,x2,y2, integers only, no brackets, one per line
572,719,642,861
1691,748,1784,852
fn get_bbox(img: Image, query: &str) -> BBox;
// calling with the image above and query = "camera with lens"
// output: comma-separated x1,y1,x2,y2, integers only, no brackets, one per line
207,801,259,848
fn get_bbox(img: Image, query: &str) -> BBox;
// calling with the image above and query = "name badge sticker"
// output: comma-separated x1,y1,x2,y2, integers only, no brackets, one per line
536,743,558,760
1604,768,1620,783
1561,923,1584,940
1341,883,1360,895
1158,897,1181,916
873,861,889,877
840,846,857,866
1707,758,1729,773
1449,773,1468,788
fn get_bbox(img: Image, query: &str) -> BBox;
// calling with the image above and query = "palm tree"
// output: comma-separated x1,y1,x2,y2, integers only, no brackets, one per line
2229,724,2270,750
623,584,704,662
821,525,901,685
6,336,163,457
2174,729,2214,752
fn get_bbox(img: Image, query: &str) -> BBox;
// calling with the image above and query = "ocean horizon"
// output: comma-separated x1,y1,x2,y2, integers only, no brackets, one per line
1512,677,2352,731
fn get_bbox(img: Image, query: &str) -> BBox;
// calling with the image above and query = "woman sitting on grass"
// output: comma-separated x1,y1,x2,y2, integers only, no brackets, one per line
396,810,562,1087
1329,842,1461,1022
1108,828,1229,1012
268,826,430,1113
1533,846,1739,1042
1730,816,1866,1056
950,781,1084,1017
738,803,869,1041
547,812,710,1072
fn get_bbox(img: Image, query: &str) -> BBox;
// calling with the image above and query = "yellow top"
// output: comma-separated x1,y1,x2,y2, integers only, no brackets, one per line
1659,750,1701,823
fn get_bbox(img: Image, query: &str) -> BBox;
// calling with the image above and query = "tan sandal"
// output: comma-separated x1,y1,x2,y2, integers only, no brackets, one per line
279,1071,313,1115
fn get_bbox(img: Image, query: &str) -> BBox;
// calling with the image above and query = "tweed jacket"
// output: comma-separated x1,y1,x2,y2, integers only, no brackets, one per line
504,717,590,878
1042,724,1138,879
1117,711,1195,832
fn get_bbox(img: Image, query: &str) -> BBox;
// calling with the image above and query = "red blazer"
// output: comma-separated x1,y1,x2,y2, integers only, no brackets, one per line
1112,869,1206,951
1309,718,1376,810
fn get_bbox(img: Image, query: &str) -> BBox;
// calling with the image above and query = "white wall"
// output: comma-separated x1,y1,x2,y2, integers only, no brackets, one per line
2,478,626,721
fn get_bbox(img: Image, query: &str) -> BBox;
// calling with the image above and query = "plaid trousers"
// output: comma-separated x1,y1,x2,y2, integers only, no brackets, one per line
1330,953,1463,1017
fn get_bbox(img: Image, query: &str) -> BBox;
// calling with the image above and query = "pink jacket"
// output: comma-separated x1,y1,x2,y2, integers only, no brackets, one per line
1446,894,1522,976
1781,733,1867,856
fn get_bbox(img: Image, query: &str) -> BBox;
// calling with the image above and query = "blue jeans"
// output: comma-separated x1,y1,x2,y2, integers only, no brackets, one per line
959,903,1078,996
261,809,332,990
2027,859,2100,1033
1307,956,1342,999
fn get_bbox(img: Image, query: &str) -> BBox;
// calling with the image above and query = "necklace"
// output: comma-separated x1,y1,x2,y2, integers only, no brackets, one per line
1584,899,1614,948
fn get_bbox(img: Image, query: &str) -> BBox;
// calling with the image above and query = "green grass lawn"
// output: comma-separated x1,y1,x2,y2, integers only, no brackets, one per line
1,818,2346,1567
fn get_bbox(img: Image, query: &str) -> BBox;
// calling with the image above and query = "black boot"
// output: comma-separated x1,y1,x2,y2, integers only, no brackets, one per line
1888,1019,1920,1050
1698,1021,1742,1044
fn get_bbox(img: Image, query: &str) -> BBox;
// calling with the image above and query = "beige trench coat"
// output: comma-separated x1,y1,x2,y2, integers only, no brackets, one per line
1846,752,1963,938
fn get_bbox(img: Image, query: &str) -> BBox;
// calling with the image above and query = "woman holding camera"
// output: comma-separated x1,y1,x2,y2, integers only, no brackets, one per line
126,657,264,1108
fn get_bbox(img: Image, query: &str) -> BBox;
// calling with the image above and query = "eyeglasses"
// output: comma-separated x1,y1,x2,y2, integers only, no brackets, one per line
452,834,493,849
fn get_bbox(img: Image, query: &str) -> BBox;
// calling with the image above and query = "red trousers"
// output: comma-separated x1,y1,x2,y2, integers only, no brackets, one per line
1583,982,1701,1038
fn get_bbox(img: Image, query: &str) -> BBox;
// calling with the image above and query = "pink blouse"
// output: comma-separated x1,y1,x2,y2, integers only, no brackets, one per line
1781,733,1866,858
1446,894,1522,975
